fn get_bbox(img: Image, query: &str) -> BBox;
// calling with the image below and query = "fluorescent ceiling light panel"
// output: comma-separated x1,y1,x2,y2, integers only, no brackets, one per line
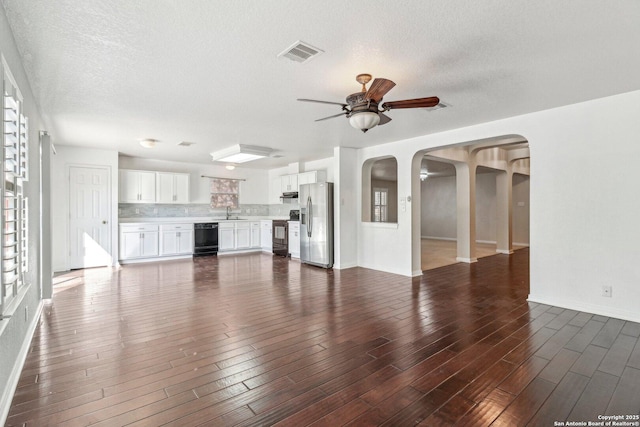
210,144,272,163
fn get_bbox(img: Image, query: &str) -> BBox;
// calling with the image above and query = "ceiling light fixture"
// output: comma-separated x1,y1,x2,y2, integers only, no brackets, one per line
349,112,380,132
225,164,236,170
139,138,157,148
210,144,272,164
420,169,429,181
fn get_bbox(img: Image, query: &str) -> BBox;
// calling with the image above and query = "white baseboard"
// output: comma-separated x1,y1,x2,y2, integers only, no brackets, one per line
422,237,530,248
476,239,497,245
456,257,478,263
1,300,44,426
496,249,514,255
422,236,457,241
334,262,358,270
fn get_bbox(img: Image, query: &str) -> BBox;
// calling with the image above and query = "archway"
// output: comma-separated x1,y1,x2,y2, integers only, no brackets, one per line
411,135,530,273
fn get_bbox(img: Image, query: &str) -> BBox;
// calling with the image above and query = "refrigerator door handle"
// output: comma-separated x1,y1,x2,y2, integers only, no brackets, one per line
307,196,312,238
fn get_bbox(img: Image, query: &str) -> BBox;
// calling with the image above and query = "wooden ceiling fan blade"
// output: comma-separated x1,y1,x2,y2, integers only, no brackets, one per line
298,98,348,107
378,113,392,126
315,112,348,122
364,78,396,103
382,97,440,110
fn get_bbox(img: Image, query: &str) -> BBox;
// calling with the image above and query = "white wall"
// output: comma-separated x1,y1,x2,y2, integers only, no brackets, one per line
118,156,270,204
52,146,119,272
420,172,528,244
357,89,640,323
0,9,45,423
333,147,358,269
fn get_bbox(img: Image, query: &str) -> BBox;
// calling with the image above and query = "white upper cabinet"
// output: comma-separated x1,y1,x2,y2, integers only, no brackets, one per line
156,172,190,204
298,170,327,188
120,170,190,204
273,170,327,203
281,174,298,193
119,170,156,203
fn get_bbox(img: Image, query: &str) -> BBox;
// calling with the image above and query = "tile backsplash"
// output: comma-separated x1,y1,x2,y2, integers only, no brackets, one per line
119,203,299,218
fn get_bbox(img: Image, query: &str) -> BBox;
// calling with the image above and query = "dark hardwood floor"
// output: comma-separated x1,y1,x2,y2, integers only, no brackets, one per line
6,248,640,426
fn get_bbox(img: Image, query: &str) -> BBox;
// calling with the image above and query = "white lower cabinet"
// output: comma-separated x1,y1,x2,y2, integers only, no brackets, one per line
218,221,263,252
120,225,159,259
250,221,261,248
235,222,251,249
120,220,270,261
159,224,193,256
288,221,300,259
219,223,235,251
260,220,272,251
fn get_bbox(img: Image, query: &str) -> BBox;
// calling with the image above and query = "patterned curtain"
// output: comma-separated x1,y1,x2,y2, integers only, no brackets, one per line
210,178,239,208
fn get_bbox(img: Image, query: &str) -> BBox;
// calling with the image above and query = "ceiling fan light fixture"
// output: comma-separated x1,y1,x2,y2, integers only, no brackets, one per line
210,144,272,163
349,112,380,133
139,138,157,148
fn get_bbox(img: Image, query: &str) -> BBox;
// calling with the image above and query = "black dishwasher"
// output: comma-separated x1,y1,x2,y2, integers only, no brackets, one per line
193,223,218,256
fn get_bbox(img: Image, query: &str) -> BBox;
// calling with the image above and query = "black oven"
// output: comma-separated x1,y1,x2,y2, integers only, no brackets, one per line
194,223,218,256
272,220,288,257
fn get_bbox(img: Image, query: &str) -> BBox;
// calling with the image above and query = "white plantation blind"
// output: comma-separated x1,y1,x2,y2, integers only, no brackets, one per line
373,188,388,222
2,59,29,317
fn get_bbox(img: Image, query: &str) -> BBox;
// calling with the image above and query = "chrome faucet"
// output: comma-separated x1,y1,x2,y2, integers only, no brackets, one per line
226,206,231,220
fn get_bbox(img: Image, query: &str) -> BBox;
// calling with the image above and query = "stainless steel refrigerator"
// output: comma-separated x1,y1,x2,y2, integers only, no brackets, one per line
300,182,333,268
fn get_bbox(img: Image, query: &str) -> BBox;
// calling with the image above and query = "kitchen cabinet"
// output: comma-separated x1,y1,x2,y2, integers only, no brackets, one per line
159,223,193,255
119,224,159,259
156,172,190,204
281,174,298,193
235,222,251,249
218,221,263,252
260,220,272,251
298,170,327,187
275,170,327,203
250,221,261,248
288,221,300,259
219,223,235,251
119,170,156,203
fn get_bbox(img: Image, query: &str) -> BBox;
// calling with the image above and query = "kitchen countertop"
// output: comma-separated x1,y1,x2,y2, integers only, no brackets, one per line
119,216,288,225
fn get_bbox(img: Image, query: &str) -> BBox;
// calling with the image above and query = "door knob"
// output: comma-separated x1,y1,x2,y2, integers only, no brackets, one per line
102,220,108,224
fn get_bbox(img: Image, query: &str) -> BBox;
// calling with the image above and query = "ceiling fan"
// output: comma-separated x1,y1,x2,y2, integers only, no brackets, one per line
298,73,439,133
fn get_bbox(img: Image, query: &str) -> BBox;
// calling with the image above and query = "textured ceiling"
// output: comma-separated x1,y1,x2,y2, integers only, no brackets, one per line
2,0,640,168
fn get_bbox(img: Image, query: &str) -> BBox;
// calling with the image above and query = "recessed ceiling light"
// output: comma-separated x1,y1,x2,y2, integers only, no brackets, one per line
210,144,273,163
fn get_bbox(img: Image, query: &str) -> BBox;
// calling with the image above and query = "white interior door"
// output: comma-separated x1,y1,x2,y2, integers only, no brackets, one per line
69,166,111,269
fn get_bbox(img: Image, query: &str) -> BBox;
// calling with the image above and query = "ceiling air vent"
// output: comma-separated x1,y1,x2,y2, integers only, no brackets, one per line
178,141,196,147
278,41,323,63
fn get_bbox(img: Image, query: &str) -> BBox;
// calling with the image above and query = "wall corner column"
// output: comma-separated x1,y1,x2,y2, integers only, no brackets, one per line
496,169,514,254
455,161,478,263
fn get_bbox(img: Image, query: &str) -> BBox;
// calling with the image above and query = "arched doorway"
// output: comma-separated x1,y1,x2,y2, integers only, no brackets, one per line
411,136,530,272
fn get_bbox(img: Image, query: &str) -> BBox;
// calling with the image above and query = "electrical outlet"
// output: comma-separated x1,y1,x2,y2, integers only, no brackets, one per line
135,208,139,214
602,285,612,297
153,208,158,214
